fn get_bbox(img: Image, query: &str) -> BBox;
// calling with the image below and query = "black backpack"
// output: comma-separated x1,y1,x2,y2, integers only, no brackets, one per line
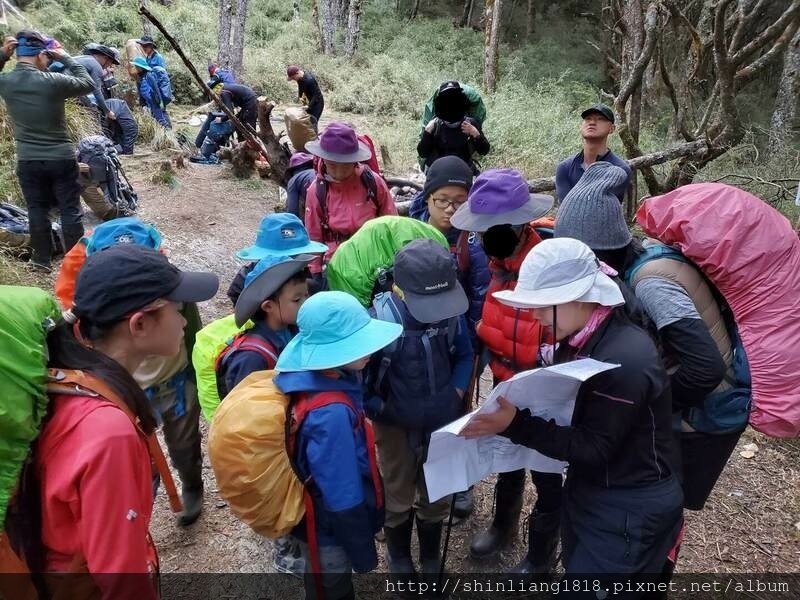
77,136,139,216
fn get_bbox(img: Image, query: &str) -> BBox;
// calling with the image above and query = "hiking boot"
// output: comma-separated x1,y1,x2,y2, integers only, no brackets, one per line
177,486,203,527
416,518,446,597
29,260,52,273
469,472,524,559
507,509,560,578
273,536,305,578
384,515,418,595
453,488,474,520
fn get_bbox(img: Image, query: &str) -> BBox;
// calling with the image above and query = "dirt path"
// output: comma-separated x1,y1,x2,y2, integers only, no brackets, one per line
120,153,799,581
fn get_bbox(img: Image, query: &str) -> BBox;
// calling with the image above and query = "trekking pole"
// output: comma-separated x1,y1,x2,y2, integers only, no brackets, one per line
438,494,457,592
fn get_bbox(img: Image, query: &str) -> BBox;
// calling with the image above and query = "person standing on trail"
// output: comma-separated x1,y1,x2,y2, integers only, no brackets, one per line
287,65,324,128
0,31,95,270
555,103,632,203
303,122,396,289
132,56,171,129
136,35,166,69
51,43,120,125
417,81,490,174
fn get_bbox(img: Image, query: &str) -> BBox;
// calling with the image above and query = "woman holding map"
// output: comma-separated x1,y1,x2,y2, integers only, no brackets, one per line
461,237,683,598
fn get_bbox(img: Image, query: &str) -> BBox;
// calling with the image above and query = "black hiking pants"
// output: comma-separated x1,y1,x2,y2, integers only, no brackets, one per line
16,159,84,265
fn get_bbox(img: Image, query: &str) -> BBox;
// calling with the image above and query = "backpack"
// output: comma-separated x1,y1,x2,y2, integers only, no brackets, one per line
314,167,380,244
208,370,383,598
77,136,138,218
0,203,65,257
151,66,173,105
192,314,278,422
625,242,751,434
370,292,459,394
0,286,181,593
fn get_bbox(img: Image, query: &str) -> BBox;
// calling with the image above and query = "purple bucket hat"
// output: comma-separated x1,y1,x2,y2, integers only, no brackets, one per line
305,122,372,163
450,168,554,232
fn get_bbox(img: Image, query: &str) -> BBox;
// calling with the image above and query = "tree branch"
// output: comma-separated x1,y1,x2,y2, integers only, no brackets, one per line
138,3,272,163
712,0,738,141
734,17,800,88
730,0,800,66
616,2,661,108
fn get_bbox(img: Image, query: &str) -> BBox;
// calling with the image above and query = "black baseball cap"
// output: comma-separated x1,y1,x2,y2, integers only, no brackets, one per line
581,103,615,123
73,245,219,324
394,238,468,324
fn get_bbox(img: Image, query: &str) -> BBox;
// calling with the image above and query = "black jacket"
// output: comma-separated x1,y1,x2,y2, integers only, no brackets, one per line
417,116,490,172
297,72,324,121
501,309,677,489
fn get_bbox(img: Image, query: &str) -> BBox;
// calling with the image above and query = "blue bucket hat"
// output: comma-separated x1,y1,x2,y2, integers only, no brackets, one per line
85,217,162,255
236,213,328,262
234,254,314,327
131,56,152,71
275,291,402,372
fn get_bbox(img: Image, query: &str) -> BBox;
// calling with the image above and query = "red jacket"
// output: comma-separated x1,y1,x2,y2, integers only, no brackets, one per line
304,163,397,274
477,224,546,382
37,393,158,600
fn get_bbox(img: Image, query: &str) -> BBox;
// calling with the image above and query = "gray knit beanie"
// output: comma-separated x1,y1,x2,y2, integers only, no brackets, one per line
554,161,632,250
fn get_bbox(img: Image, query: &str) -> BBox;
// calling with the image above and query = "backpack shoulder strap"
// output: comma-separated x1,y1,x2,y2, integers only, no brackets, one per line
625,240,688,285
456,230,472,274
46,369,183,514
360,167,379,212
314,177,331,238
372,292,403,354
216,332,279,370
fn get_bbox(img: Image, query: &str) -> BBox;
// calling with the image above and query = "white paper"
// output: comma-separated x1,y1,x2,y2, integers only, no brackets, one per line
423,359,619,502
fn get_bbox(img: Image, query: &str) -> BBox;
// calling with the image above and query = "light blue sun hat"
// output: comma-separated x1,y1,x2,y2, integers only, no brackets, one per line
236,213,328,262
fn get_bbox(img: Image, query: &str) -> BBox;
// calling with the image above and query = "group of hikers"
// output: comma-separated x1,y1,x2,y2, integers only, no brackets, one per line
0,25,793,600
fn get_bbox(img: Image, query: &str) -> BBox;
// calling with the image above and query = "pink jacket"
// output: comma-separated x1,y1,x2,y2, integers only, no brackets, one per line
304,163,397,274
37,393,158,600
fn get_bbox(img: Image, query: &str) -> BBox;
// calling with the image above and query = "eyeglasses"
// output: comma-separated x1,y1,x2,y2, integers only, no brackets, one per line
431,196,467,210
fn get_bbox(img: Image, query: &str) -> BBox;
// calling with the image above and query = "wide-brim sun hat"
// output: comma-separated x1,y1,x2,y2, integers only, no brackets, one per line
234,255,314,327
275,291,402,372
89,44,121,65
493,238,624,309
305,121,372,163
236,213,328,261
450,168,553,233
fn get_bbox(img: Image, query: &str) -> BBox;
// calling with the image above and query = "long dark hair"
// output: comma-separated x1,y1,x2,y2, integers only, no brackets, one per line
7,317,157,573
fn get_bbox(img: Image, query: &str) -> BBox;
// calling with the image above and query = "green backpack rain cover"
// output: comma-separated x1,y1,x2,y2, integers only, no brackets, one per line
418,82,487,169
326,216,449,307
0,285,62,531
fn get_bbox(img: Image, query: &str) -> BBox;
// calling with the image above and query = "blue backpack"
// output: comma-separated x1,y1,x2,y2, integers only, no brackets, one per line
152,66,173,105
625,242,751,434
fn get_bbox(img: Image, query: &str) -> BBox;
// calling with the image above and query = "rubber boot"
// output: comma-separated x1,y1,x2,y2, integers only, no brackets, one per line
469,471,524,559
416,518,446,598
177,467,204,527
384,514,418,596
453,488,474,520
507,509,560,578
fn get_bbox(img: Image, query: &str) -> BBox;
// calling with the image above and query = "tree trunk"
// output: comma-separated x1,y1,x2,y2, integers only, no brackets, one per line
230,0,249,76
337,0,350,28
293,0,300,21
768,27,800,157
311,0,323,52
526,0,535,38
484,0,502,93
459,0,474,27
410,0,421,19
620,0,644,219
140,0,153,36
344,0,363,58
320,0,336,54
217,0,234,69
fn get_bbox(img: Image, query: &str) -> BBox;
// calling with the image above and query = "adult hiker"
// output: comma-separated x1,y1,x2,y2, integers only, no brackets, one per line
555,103,631,203
0,31,94,270
417,81,490,174
303,121,397,285
285,151,316,218
136,35,166,69
193,111,234,162
10,244,218,600
218,81,258,138
408,156,490,520
132,56,171,129
105,97,139,155
208,61,235,84
461,238,682,596
51,43,120,124
449,169,560,575
54,218,213,528
287,64,324,127
554,161,741,515
365,239,473,590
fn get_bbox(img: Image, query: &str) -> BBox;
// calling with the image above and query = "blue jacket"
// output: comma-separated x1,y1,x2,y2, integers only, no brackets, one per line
274,370,382,573
367,295,473,431
215,68,236,84
220,322,293,395
146,52,167,69
138,74,171,128
286,168,316,217
555,149,632,203
409,191,490,345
